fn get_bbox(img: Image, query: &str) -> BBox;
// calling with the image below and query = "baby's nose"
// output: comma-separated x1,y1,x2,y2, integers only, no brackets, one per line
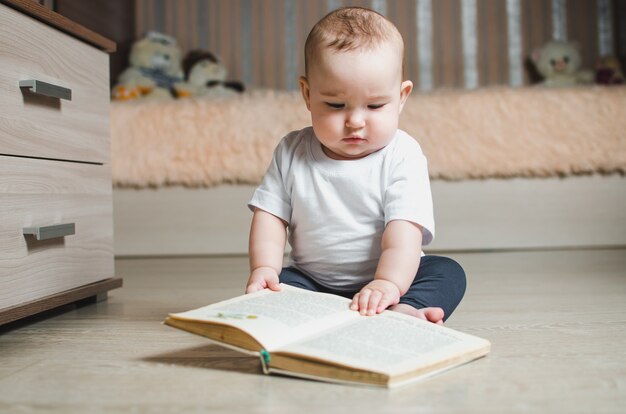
345,111,365,129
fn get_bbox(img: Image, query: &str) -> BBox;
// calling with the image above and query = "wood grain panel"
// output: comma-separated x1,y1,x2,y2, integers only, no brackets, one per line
478,0,508,86
1,250,625,410
568,0,599,72
250,0,264,87
296,0,309,66
386,0,417,82
231,0,243,82
432,0,463,88
0,3,110,163
272,0,286,90
522,0,553,84
0,0,115,52
112,175,626,256
296,0,316,77
219,0,233,79
132,0,616,90
261,0,275,88
0,156,114,311
618,0,626,70
54,0,134,88
0,277,122,325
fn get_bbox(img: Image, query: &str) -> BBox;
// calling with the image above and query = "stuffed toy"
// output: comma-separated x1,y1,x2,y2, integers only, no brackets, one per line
595,56,625,85
175,50,245,99
531,41,593,87
112,31,185,101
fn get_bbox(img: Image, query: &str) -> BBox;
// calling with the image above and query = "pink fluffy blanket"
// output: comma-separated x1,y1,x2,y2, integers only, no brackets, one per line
111,86,626,187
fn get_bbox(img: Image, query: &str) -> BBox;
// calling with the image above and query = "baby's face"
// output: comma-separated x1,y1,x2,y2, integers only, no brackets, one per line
300,45,412,160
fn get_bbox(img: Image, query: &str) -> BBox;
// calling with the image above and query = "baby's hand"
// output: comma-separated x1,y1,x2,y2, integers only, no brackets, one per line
350,279,400,316
245,266,282,294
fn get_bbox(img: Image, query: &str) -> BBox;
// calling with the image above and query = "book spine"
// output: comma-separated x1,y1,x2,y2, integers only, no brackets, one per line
259,349,271,374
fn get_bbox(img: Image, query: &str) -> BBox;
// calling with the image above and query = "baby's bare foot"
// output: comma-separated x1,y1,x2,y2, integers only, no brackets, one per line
389,304,445,325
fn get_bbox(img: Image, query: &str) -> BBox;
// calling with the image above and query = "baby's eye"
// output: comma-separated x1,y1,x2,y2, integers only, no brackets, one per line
325,102,345,109
368,104,386,110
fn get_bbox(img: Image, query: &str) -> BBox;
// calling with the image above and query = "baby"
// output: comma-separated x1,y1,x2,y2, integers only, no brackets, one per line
246,7,466,324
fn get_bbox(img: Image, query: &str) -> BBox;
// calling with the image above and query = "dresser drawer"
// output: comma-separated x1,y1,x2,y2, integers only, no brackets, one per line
0,156,114,310
0,4,110,163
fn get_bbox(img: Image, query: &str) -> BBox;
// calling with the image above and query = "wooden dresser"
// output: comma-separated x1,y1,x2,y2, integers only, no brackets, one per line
0,0,121,325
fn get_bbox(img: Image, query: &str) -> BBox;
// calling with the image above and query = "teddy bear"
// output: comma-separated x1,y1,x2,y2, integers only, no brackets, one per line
175,49,244,99
112,31,185,101
595,55,625,85
531,41,593,87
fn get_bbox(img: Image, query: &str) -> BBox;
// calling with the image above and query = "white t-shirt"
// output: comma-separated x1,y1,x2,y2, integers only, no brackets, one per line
248,127,435,292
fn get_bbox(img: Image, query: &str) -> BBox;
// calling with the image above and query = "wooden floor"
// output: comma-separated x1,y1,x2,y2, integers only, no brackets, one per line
1,249,625,413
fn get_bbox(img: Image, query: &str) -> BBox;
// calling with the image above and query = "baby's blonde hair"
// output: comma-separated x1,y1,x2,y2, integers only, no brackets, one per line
304,7,405,76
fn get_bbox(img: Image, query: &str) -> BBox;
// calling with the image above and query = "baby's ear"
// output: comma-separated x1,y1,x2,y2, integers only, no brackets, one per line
398,80,413,112
299,76,311,110
400,80,413,98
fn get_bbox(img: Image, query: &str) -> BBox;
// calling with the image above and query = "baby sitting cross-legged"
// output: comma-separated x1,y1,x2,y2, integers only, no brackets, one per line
246,7,466,325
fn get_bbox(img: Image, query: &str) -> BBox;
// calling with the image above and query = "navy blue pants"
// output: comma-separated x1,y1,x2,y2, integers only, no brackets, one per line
279,255,466,321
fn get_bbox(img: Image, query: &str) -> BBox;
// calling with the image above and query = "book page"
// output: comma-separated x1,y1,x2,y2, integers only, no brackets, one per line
277,311,490,376
169,284,358,350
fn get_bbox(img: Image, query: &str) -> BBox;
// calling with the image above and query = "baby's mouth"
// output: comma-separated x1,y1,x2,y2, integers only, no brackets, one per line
343,136,366,143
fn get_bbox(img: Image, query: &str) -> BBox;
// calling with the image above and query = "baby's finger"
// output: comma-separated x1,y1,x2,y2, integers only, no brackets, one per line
367,290,383,315
358,289,371,315
375,293,394,313
350,293,360,311
245,282,262,294
267,281,282,291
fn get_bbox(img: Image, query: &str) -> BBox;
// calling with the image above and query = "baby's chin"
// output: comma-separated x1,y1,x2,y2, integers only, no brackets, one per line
323,145,385,160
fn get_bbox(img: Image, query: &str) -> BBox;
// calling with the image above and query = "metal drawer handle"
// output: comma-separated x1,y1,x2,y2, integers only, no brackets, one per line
19,79,72,101
23,223,76,241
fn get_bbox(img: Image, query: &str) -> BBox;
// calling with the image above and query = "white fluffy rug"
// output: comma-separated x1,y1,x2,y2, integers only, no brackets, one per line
111,86,626,187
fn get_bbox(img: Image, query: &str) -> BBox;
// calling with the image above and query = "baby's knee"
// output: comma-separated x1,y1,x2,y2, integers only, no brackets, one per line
438,257,467,296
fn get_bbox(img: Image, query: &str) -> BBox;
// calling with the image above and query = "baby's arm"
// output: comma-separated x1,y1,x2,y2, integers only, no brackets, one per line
350,220,423,315
246,208,287,293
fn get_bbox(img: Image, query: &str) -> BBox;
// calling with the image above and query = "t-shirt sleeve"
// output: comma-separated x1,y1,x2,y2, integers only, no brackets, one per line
384,144,435,245
248,137,292,223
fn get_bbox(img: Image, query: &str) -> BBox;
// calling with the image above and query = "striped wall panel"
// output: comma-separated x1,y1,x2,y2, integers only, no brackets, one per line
478,0,507,87
135,0,617,91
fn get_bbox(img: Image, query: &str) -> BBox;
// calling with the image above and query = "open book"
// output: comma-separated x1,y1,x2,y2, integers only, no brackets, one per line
164,284,490,388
